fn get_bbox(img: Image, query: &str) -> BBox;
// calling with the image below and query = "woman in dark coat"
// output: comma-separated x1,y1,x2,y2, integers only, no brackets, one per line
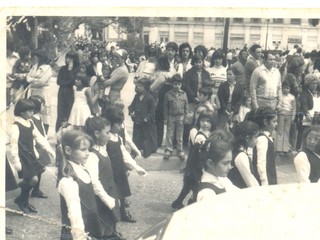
297,74,320,149
129,78,158,158
55,51,80,132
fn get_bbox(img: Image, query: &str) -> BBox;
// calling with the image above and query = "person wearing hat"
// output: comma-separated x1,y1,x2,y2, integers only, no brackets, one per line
27,49,52,133
101,49,129,106
128,78,158,158
163,74,188,160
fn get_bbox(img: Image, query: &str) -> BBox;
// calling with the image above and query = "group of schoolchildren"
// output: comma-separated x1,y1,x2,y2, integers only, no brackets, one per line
6,40,320,239
8,95,147,239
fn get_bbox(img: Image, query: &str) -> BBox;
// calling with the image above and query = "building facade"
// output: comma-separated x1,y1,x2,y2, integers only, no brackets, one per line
142,18,320,51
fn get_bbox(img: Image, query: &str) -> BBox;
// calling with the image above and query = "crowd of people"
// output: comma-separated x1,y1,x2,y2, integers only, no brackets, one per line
5,39,320,239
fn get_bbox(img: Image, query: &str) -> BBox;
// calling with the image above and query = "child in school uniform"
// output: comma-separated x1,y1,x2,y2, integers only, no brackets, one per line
251,107,278,186
129,78,158,158
172,110,217,209
196,129,238,202
104,107,147,223
84,116,125,240
109,100,142,160
57,130,107,240
10,99,55,214
228,120,260,188
29,95,51,198
68,73,99,130
294,126,320,183
163,74,188,160
275,81,296,156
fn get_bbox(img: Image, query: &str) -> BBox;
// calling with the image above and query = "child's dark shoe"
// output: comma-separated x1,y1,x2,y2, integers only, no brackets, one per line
31,190,48,199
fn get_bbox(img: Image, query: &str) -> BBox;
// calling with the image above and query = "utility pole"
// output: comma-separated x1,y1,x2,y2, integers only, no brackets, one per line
222,18,230,54
265,19,270,50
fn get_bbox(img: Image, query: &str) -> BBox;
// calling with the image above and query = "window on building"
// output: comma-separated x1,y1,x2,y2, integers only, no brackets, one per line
159,17,170,22
194,17,205,22
233,18,244,23
290,19,301,25
193,32,204,45
251,18,261,23
177,17,188,21
174,32,188,44
273,18,284,24
159,31,169,43
215,33,223,48
215,18,224,23
250,34,261,45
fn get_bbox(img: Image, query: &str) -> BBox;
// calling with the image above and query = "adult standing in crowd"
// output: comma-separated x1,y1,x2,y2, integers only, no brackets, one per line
11,47,32,103
27,49,53,134
165,42,179,77
134,43,159,82
297,74,320,149
55,51,80,132
101,49,129,106
177,42,193,77
250,50,282,111
194,45,210,68
151,55,172,147
231,48,248,88
244,44,263,94
282,55,305,150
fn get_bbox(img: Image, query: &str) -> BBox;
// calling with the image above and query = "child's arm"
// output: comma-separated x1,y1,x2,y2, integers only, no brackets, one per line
58,177,88,240
85,87,99,113
122,123,141,158
32,125,55,158
163,94,169,124
234,152,260,187
150,74,166,93
9,124,22,172
84,153,116,209
119,137,147,176
255,136,269,185
292,97,297,122
293,152,311,183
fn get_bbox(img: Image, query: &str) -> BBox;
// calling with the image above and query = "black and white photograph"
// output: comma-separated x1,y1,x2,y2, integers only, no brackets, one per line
3,5,320,240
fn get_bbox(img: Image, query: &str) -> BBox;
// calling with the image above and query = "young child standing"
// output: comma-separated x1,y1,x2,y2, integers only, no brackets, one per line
228,120,260,188
84,116,125,240
294,126,320,183
163,74,188,160
275,81,296,156
251,107,278,186
29,95,51,198
172,110,216,209
104,107,147,223
129,78,158,158
233,95,251,124
57,130,106,240
10,99,55,214
68,73,98,130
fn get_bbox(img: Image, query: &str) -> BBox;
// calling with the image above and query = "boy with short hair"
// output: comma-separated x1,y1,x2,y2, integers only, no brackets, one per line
163,74,188,160
197,87,214,111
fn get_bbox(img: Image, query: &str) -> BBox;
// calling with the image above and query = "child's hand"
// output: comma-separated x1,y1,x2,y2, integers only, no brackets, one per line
136,166,147,176
13,161,22,172
144,118,148,122
106,196,116,209
134,150,142,159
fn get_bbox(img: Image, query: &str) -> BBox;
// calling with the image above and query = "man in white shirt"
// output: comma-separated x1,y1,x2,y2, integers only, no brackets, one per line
250,51,282,110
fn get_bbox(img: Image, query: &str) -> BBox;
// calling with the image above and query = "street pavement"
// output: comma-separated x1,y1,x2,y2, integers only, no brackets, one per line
5,72,299,240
